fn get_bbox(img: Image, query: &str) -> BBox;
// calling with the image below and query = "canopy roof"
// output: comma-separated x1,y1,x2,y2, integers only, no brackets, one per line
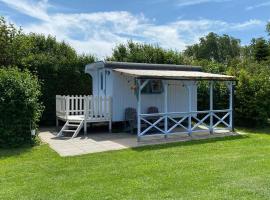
113,68,235,81
85,61,235,81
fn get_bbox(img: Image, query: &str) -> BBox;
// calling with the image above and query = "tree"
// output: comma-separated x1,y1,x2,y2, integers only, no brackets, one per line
266,21,270,36
184,32,241,63
17,34,96,125
0,17,23,66
108,41,184,64
251,38,270,62
0,16,96,125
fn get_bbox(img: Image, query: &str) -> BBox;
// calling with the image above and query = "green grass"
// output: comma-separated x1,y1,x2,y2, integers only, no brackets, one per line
1,128,270,200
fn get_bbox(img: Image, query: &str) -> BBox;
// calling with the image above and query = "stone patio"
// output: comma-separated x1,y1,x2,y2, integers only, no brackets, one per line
38,127,237,157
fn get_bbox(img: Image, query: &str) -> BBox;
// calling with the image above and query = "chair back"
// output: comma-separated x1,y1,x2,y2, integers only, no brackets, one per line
147,106,159,114
125,107,137,121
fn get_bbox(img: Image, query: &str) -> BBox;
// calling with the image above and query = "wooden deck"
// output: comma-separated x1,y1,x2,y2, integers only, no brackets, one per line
56,95,112,138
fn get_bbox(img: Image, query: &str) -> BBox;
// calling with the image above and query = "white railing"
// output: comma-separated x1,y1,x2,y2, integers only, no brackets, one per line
56,95,112,121
138,109,232,137
85,96,112,121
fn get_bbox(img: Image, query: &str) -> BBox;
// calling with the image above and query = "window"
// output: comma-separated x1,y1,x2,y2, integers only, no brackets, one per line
100,71,103,90
141,80,163,94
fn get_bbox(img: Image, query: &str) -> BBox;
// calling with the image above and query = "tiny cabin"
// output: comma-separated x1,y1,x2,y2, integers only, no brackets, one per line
85,61,198,122
56,61,235,139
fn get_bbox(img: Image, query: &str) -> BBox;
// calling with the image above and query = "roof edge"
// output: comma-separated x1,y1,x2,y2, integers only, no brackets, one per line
85,61,202,72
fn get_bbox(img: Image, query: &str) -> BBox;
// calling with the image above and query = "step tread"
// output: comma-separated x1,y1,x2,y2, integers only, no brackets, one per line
67,124,79,127
62,130,76,132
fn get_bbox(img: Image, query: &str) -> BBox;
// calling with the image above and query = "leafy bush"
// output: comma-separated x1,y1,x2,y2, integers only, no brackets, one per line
229,62,270,126
0,68,43,147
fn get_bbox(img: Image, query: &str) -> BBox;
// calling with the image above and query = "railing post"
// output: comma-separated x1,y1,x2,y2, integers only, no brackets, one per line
187,84,192,136
163,81,168,138
84,96,88,135
65,96,70,120
56,95,59,131
209,81,214,134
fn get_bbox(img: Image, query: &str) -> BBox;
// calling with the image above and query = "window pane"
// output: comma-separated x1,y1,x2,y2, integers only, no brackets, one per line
100,72,103,90
141,80,163,94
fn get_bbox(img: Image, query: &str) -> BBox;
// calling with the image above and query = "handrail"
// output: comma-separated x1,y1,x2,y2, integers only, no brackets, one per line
139,109,232,117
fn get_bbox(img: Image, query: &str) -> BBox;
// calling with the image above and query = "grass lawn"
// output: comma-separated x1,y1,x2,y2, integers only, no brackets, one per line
1,128,270,200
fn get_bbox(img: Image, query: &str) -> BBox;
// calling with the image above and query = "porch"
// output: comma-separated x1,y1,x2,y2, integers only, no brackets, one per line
124,68,236,141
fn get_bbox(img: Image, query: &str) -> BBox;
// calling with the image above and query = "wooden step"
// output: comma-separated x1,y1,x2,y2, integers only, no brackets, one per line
57,120,84,138
68,121,81,124
67,124,79,127
62,130,76,132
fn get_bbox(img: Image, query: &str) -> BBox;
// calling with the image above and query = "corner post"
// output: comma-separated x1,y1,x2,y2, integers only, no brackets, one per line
187,84,192,136
137,79,141,141
229,81,234,132
209,81,214,134
163,80,168,138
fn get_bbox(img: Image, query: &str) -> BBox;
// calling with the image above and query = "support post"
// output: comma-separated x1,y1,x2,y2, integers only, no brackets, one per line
109,121,112,133
84,96,88,135
137,79,141,141
163,81,168,138
187,84,192,136
229,82,234,132
209,81,214,134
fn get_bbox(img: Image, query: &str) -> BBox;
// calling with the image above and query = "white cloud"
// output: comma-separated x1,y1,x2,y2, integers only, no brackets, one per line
1,0,264,58
0,0,50,21
246,1,270,10
176,0,230,7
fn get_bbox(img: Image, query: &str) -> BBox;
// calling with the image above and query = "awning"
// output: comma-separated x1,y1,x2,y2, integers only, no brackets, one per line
113,68,235,81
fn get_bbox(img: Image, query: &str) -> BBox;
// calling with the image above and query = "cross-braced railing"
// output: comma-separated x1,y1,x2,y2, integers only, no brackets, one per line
138,109,232,137
136,79,235,140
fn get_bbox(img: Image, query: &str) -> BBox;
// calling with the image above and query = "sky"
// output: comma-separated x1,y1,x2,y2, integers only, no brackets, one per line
0,0,269,58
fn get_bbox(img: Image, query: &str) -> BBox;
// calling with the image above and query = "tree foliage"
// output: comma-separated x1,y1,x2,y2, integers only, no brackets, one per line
108,41,184,64
184,32,241,63
250,38,270,62
0,17,95,125
266,21,270,36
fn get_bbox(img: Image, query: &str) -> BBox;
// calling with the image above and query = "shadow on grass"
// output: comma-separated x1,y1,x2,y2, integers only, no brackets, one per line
0,142,40,159
132,134,249,152
236,125,270,134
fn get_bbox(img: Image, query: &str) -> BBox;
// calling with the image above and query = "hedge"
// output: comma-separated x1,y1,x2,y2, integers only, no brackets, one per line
0,68,43,147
